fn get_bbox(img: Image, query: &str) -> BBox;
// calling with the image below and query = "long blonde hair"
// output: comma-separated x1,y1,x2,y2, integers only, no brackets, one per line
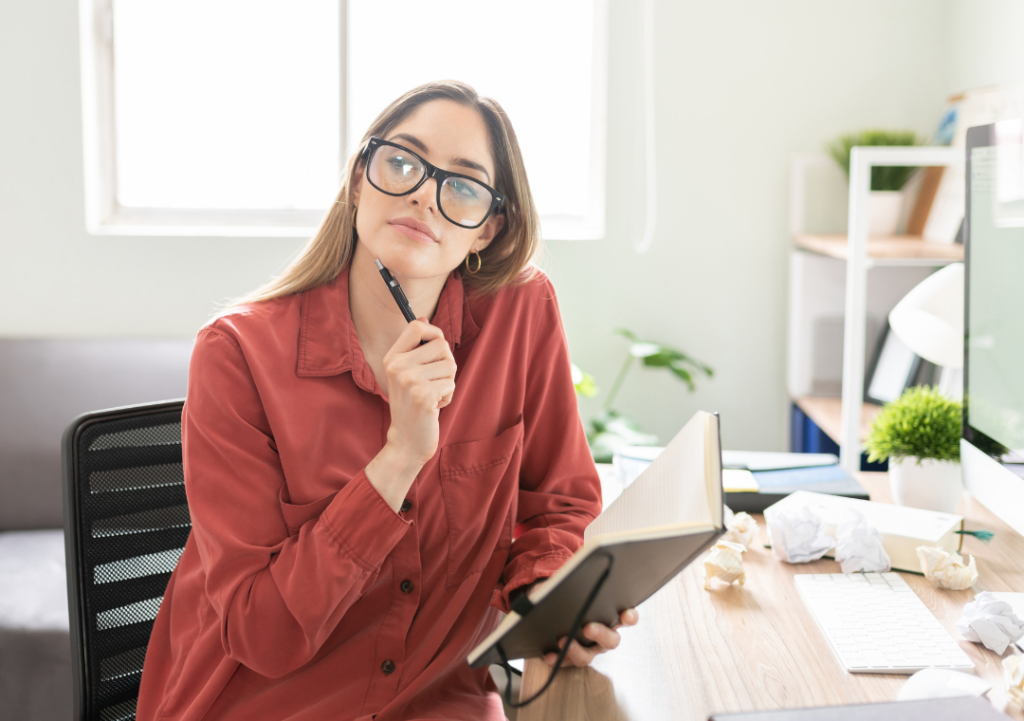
232,80,541,307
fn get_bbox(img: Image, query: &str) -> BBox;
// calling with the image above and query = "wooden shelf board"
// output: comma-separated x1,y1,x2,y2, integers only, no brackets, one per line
794,395,883,445
794,234,964,263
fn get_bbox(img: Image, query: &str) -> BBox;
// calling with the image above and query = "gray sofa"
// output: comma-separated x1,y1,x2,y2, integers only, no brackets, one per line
0,338,192,721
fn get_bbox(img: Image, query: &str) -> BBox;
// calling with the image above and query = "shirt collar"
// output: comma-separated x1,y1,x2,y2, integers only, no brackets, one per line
297,264,477,379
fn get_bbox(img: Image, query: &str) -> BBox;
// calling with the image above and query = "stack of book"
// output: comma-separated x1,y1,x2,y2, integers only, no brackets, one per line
613,448,868,514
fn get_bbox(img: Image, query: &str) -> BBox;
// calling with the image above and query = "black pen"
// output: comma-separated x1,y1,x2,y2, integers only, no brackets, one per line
374,258,418,323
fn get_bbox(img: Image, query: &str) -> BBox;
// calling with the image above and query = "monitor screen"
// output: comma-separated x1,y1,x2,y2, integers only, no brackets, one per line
964,126,1024,470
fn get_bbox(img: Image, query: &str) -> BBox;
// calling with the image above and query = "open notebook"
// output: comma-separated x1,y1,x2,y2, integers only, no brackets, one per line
468,410,724,668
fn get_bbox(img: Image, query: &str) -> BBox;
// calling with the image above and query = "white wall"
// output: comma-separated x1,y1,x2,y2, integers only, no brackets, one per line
947,0,1024,93
0,0,953,451
0,0,307,338
548,0,949,450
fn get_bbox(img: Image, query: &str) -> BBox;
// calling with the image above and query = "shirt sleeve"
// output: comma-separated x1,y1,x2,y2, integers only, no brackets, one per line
183,327,412,678
493,278,603,612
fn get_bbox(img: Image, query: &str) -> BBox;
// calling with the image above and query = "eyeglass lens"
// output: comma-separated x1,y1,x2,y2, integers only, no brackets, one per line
368,143,495,227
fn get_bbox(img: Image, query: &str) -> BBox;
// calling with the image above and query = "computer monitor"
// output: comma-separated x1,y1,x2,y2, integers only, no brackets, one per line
962,123,1024,535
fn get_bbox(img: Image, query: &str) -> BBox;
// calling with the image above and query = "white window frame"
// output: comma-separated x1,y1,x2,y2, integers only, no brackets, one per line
537,0,608,241
78,0,606,240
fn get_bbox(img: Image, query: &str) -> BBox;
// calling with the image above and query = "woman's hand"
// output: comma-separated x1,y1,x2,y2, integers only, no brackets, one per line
366,318,456,511
381,317,457,464
542,609,639,668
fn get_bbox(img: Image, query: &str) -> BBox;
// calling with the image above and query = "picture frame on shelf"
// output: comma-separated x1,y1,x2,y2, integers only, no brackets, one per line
865,323,921,405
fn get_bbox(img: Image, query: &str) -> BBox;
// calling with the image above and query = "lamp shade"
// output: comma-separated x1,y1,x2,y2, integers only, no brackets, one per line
888,262,964,369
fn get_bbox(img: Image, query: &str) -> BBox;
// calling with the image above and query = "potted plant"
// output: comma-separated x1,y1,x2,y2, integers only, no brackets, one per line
864,386,963,513
826,129,923,236
576,329,713,463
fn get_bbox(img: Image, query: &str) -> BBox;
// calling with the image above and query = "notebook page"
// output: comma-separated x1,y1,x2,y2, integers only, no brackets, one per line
585,411,713,541
704,414,723,529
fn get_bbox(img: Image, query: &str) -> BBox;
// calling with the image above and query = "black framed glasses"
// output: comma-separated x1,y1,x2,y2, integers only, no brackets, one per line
361,136,504,229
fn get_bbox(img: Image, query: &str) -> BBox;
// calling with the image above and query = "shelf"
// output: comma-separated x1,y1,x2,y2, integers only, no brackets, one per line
788,147,963,471
793,234,964,266
793,395,883,445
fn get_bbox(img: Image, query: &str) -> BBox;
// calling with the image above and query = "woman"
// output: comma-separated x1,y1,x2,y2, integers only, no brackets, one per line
136,80,637,721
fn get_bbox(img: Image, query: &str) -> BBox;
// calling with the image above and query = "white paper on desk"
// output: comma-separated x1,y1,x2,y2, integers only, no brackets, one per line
1004,653,1024,704
722,510,759,548
833,510,891,573
957,592,1024,655
702,539,747,589
991,593,1024,621
615,449,839,485
917,546,979,590
721,450,838,471
763,491,963,574
764,504,833,563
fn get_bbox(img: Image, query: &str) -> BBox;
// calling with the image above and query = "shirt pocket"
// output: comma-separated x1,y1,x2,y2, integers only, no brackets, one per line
438,418,524,588
278,485,338,537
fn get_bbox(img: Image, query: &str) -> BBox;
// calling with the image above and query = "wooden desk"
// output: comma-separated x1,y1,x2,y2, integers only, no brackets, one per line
518,473,1024,720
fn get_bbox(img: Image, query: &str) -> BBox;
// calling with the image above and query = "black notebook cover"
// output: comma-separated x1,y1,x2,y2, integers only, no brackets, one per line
468,411,724,669
468,526,721,667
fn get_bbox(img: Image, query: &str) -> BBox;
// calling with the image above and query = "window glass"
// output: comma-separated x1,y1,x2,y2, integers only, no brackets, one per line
348,0,597,221
102,0,602,235
113,0,340,210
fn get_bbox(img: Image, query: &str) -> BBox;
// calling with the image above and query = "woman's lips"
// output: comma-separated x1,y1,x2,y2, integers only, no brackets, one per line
390,219,438,244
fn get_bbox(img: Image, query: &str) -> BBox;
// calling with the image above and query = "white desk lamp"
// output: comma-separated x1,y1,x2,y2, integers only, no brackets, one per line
887,262,964,398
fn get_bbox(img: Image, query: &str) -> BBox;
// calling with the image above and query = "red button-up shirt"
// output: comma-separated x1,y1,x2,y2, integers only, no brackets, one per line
136,265,602,721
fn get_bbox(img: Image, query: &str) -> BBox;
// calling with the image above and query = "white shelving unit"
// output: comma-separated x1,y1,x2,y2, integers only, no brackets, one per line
788,147,963,473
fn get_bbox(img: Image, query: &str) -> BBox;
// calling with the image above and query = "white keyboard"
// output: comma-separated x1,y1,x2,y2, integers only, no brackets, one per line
795,573,975,674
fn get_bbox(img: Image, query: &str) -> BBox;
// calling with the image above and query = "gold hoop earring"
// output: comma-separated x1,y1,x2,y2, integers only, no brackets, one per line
465,251,482,274
352,206,358,229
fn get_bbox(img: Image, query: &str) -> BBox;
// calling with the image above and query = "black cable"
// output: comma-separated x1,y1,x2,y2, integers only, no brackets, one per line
497,552,615,709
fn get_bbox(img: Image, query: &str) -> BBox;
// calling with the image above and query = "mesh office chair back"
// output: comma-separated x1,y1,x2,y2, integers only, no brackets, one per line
63,400,189,721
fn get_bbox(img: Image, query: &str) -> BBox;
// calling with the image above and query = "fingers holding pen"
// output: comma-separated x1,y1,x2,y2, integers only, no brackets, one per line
409,318,457,382
385,326,455,373
424,349,456,407
391,349,456,386
390,318,444,353
436,378,456,410
382,318,457,415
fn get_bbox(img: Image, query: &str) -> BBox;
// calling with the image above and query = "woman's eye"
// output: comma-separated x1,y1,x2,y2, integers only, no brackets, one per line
387,156,415,174
449,179,479,199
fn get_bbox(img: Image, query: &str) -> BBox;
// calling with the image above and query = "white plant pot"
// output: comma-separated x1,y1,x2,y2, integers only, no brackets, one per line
868,190,904,236
888,457,963,513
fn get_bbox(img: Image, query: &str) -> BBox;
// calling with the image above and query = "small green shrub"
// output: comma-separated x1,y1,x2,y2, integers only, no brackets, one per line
865,386,962,464
825,129,924,191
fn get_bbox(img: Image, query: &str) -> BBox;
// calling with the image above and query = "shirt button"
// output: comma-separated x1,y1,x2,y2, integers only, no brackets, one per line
400,580,414,594
381,659,396,675
400,499,412,513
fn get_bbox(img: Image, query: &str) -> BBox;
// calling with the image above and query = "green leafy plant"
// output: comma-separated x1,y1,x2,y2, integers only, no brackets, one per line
587,408,660,465
581,328,713,463
864,386,962,464
570,363,598,398
825,129,924,191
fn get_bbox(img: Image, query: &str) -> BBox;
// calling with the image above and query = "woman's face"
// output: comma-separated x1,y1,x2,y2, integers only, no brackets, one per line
352,99,505,281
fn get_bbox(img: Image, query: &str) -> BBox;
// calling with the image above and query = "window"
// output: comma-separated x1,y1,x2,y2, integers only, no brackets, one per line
80,0,607,239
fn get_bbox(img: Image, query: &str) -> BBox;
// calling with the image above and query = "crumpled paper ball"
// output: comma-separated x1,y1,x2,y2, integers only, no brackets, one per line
956,592,1024,655
722,511,759,548
764,504,833,564
1004,653,1024,705
833,510,891,574
917,546,978,590
702,539,747,590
